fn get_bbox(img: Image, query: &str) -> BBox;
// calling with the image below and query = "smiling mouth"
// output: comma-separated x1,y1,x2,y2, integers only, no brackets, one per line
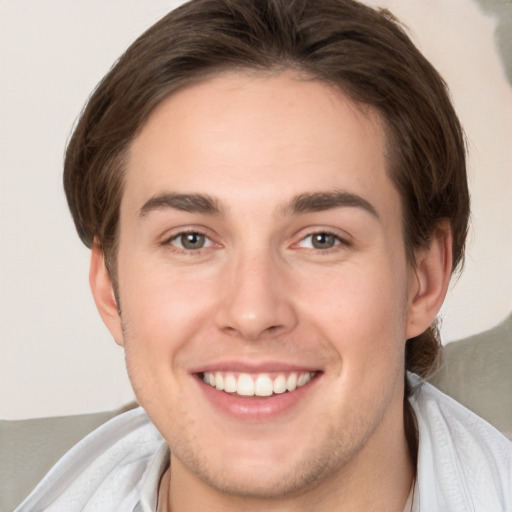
201,371,317,397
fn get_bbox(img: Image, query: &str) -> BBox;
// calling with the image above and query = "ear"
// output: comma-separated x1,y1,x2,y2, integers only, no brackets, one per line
89,242,124,346
406,221,453,339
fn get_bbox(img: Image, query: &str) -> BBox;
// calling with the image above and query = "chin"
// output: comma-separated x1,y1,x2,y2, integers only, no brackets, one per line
192,458,323,500
171,428,358,502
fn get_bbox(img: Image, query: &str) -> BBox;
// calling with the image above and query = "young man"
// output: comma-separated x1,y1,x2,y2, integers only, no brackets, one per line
15,0,511,511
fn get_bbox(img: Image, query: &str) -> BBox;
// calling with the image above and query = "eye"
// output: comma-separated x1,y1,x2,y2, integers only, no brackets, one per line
168,232,211,250
299,232,343,250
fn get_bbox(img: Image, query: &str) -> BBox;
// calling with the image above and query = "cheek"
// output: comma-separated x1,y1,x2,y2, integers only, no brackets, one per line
116,255,219,371
117,270,216,409
121,272,211,336
300,260,409,366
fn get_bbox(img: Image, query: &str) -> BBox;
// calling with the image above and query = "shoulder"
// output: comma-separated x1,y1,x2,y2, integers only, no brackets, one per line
14,407,164,512
408,373,512,512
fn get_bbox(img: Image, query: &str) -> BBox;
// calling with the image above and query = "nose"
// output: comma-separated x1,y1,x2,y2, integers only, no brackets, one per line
215,250,298,341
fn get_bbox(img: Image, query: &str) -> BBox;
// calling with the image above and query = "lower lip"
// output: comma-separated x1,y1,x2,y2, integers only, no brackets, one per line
196,374,320,422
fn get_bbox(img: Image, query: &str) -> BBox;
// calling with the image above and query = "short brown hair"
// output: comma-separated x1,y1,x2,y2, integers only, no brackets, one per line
64,0,469,380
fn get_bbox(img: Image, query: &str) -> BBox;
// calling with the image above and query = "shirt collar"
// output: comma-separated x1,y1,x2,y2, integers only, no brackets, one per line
138,442,170,512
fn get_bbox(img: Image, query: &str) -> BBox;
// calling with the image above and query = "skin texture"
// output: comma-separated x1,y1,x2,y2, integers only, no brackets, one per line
90,72,452,511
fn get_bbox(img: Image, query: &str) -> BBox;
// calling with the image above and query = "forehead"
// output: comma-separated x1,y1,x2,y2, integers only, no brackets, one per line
123,71,396,216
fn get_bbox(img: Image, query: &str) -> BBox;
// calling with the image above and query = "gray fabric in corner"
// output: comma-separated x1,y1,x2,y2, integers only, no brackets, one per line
0,407,133,512
429,312,512,439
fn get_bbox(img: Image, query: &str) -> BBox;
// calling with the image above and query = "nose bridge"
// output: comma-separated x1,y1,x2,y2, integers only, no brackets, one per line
216,244,296,340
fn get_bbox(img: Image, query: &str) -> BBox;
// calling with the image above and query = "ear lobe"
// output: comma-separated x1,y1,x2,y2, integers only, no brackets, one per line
406,221,453,339
89,243,124,346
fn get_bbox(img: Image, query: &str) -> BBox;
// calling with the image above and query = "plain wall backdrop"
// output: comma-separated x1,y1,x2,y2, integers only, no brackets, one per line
1,0,511,419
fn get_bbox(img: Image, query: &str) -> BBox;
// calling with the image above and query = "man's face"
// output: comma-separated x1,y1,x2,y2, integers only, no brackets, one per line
110,72,418,499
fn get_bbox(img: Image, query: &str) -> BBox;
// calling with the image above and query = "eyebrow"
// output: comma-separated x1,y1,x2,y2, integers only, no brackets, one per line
138,190,378,219
283,191,379,218
139,193,223,218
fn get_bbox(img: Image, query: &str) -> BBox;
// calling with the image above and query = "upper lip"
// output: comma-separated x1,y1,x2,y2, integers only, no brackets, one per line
189,360,322,375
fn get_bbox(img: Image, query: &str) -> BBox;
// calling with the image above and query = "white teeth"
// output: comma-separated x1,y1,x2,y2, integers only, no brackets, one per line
255,375,273,396
273,374,287,394
237,373,255,396
202,370,315,397
286,373,297,391
224,373,237,393
215,373,224,391
297,373,310,387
